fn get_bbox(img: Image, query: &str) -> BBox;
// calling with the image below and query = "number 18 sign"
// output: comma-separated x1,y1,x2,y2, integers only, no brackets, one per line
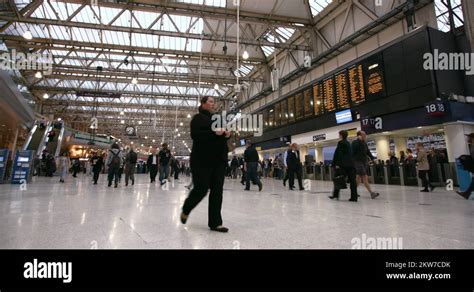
425,101,447,116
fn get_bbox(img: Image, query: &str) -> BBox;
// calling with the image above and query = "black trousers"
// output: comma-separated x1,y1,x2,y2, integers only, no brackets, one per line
245,162,261,190
332,166,358,200
418,170,433,190
149,165,158,182
93,169,100,183
288,164,303,189
182,164,226,228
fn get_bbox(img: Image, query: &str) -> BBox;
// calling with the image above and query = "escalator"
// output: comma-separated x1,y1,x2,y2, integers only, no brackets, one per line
23,121,50,154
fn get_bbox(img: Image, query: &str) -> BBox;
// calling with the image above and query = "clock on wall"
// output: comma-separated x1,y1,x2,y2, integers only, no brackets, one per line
125,126,136,136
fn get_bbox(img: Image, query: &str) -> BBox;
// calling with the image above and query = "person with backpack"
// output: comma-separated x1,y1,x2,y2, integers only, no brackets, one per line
106,143,123,188
124,147,138,186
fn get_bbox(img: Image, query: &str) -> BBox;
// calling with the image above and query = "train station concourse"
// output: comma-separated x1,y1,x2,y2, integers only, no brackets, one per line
0,0,474,250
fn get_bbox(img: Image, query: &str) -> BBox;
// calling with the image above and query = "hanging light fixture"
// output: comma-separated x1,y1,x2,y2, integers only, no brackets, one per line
43,93,49,99
120,111,124,116
179,122,183,126
23,31,33,40
35,71,42,78
214,83,219,90
138,120,142,125
131,77,138,84
242,50,249,60
187,114,191,118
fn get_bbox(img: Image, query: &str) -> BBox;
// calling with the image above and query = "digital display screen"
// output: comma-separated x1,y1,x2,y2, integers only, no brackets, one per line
335,70,350,109
364,54,386,98
295,93,304,120
0,157,3,162
280,100,288,125
274,102,281,126
18,157,30,162
268,107,274,127
323,77,336,112
287,95,296,123
335,109,353,124
313,82,324,116
240,139,246,146
348,64,365,105
303,88,313,118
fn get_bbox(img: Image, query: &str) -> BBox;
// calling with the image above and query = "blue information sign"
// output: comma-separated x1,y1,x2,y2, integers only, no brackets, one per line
11,150,33,184
0,149,9,184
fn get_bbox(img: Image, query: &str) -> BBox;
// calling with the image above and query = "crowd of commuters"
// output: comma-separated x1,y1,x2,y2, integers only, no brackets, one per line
29,96,473,233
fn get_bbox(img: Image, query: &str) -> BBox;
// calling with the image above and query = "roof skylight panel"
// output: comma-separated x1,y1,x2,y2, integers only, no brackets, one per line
262,46,275,57
309,0,333,17
176,0,226,8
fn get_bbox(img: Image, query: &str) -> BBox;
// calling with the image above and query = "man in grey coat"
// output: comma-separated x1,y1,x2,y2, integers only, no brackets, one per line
416,142,435,192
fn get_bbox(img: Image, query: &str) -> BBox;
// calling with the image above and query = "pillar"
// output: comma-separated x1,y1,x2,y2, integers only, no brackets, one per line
393,137,407,156
315,146,323,163
374,135,390,161
299,145,308,161
10,126,19,162
444,123,474,162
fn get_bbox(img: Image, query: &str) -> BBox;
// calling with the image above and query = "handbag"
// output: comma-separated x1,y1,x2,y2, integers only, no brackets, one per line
333,168,347,190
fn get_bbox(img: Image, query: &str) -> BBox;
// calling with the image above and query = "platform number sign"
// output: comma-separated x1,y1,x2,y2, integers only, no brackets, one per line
425,101,447,116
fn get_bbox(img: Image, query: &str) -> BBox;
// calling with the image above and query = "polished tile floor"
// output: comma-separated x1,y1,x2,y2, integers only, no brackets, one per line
0,174,473,249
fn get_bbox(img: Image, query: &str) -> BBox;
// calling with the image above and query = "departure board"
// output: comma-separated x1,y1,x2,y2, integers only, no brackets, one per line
295,93,304,120
274,102,281,127
335,70,350,109
348,64,365,105
287,95,296,123
268,106,274,128
364,54,386,99
303,88,313,118
280,99,288,125
313,82,324,115
323,77,336,112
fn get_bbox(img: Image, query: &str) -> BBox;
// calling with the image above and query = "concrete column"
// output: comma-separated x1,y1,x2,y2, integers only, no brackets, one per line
393,137,407,156
374,135,390,161
444,123,474,162
299,145,308,161
315,146,323,163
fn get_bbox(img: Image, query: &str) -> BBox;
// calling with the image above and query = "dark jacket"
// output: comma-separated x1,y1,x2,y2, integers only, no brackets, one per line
244,146,259,163
351,138,374,162
286,150,302,170
147,154,159,167
91,155,103,172
333,139,354,168
190,107,229,168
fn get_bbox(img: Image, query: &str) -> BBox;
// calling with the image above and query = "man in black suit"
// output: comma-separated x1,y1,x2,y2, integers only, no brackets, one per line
244,140,263,191
147,148,159,183
329,130,359,202
286,143,304,190
180,96,231,233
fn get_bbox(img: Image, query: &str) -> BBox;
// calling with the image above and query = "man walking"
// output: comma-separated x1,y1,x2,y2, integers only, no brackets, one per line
286,143,304,191
180,96,230,233
106,143,123,188
158,143,171,185
90,152,103,185
329,130,359,201
147,148,159,183
416,142,435,192
352,131,380,199
244,140,263,192
125,147,137,186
